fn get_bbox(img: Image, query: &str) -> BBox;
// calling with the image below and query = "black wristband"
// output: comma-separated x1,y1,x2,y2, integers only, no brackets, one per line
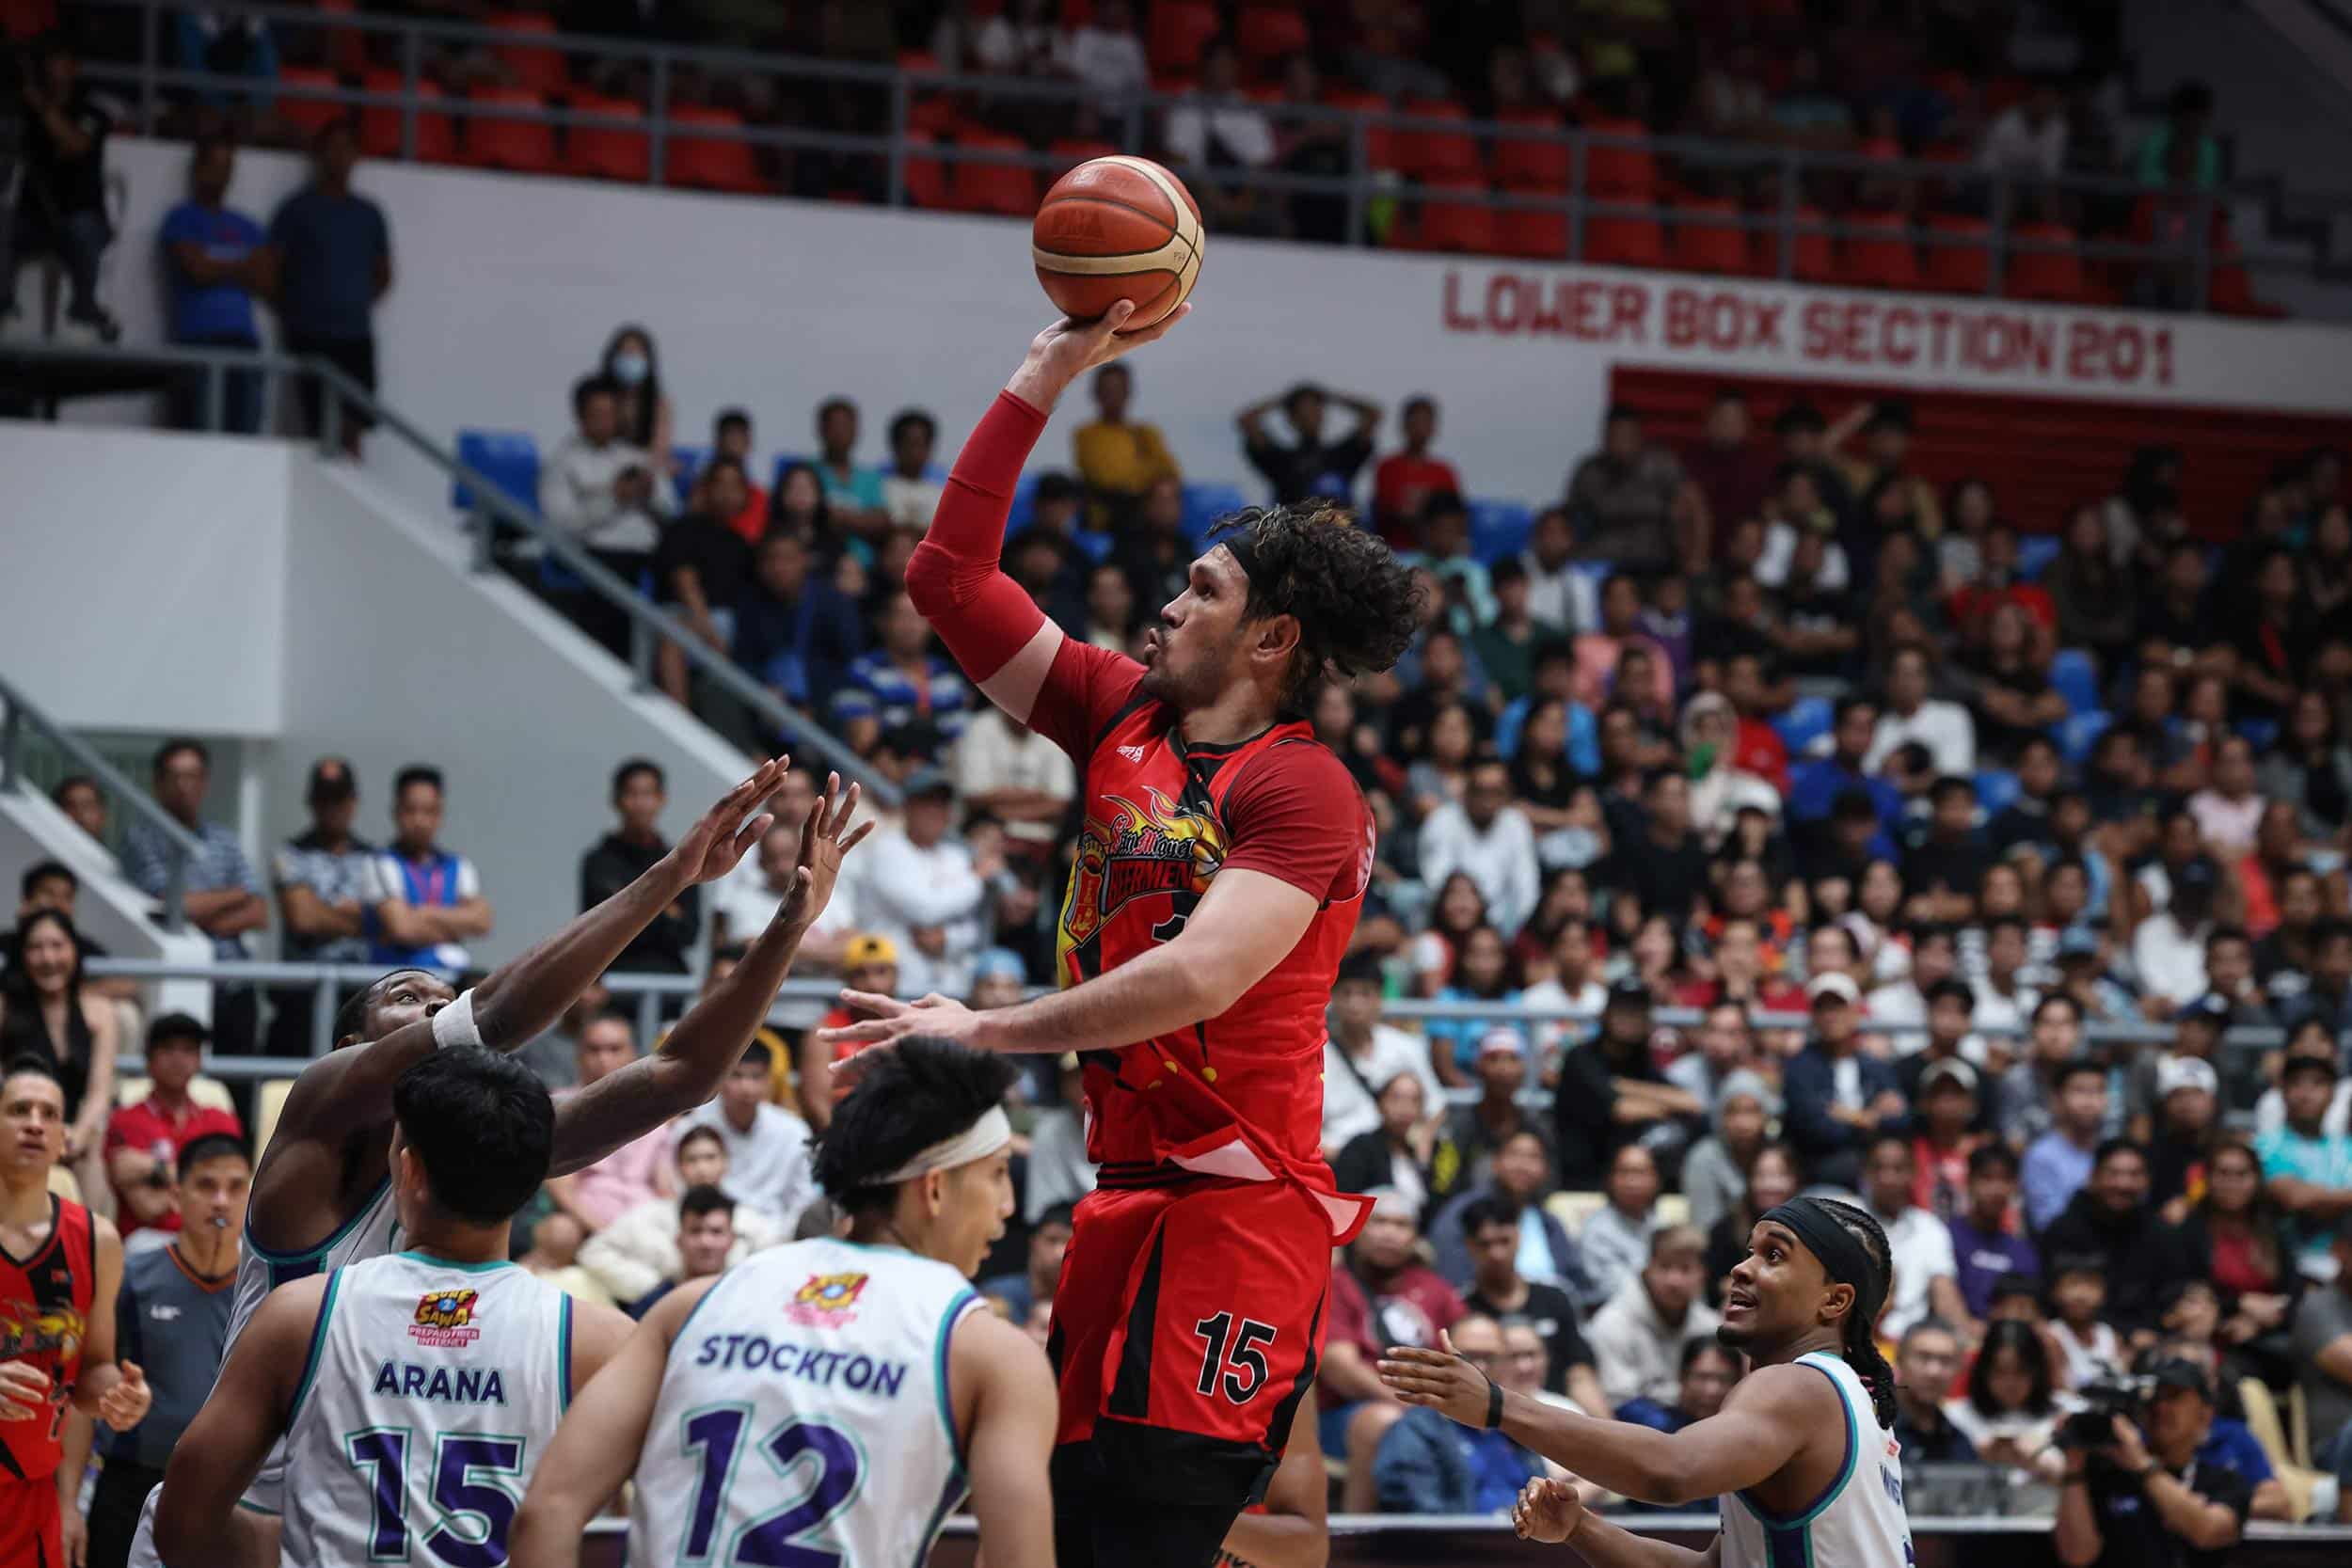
1486,1372,1506,1430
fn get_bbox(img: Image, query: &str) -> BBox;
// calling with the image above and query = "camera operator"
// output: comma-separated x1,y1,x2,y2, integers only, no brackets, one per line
2056,1359,2250,1568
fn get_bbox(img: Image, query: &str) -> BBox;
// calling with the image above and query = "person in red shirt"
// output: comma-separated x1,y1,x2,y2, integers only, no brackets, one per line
1320,1191,1467,1511
103,1013,244,1239
1371,394,1462,547
2,1058,150,1568
823,300,1422,1568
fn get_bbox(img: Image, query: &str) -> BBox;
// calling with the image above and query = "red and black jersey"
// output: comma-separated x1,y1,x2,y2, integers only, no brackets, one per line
1030,637,1375,1242
0,1196,96,1483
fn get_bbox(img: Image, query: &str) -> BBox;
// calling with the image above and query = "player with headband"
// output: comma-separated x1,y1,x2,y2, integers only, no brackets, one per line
512,1036,1057,1568
1378,1194,1915,1568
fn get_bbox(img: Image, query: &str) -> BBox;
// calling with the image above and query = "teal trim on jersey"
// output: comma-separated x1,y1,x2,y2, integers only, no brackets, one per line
1736,1355,1859,1529
558,1295,575,1412
911,1465,971,1568
234,1497,283,1517
933,1289,978,1473
285,1267,345,1429
249,1177,393,1265
398,1249,516,1274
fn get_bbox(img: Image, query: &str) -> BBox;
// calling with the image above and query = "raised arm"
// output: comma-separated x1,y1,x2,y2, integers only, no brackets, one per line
548,779,867,1174
272,761,789,1155
512,1279,711,1568
904,302,1185,728
152,1275,322,1568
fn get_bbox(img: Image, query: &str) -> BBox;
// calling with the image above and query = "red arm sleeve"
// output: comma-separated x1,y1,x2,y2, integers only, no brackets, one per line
905,391,1143,758
1219,741,1372,901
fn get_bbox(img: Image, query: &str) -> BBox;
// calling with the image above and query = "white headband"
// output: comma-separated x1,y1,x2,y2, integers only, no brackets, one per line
877,1106,1013,1185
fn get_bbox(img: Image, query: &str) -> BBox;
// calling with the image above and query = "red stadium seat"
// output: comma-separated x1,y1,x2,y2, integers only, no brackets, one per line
947,132,1039,216
1149,0,1222,72
2005,220,2088,302
486,11,567,98
1756,203,1835,282
1492,107,1568,191
1410,181,1498,253
1584,210,1666,269
315,0,367,77
1397,99,1481,181
359,70,456,163
1581,115,1655,198
1922,214,1994,295
1669,199,1749,276
1236,8,1310,67
276,67,345,137
901,131,948,209
665,105,768,194
463,87,558,174
1493,205,1568,260
565,92,648,182
896,50,941,75
1048,137,1121,176
1838,212,1921,291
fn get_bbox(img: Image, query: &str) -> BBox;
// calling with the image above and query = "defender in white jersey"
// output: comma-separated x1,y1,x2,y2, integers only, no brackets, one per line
512,1037,1058,1568
154,1048,632,1568
1381,1195,1915,1568
126,764,866,1568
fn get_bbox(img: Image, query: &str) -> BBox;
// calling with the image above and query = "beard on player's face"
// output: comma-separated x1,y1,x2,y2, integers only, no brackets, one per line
1142,609,1251,710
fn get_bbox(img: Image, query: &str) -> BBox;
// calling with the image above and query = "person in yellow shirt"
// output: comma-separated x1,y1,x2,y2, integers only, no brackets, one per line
1073,361,1181,529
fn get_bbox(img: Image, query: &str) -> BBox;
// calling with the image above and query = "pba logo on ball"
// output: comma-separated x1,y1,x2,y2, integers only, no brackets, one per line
409,1289,483,1347
786,1272,867,1328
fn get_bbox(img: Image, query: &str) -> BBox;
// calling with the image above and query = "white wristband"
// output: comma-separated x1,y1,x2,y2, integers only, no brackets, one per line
430,989,482,1050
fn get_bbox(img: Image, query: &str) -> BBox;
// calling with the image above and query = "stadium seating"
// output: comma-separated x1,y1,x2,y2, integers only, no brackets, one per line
1580,116,1656,199
1493,206,1570,261
1182,482,1252,546
487,11,569,98
946,132,1040,216
2049,648,2100,715
464,87,560,175
1492,108,1571,192
453,430,543,517
359,70,458,164
2005,221,2090,303
1148,0,1222,72
1408,182,1498,254
565,93,652,183
1669,200,1751,276
664,106,769,195
1468,499,1535,562
276,66,347,138
1584,210,1667,269
1772,695,1836,756
1838,213,1921,292
1923,214,1994,295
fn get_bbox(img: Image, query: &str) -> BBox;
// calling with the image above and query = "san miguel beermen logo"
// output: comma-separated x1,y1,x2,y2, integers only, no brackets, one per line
0,1300,84,1365
786,1272,868,1328
409,1289,482,1347
1062,787,1227,950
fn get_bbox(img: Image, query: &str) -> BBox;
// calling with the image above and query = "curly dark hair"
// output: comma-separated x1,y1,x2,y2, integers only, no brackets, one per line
1209,503,1423,715
1818,1197,1900,1430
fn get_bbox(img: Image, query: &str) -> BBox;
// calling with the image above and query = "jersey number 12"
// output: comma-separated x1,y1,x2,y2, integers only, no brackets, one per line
678,1407,866,1568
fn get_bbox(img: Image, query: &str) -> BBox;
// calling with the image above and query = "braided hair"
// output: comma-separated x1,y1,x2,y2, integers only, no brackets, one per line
1815,1197,1899,1431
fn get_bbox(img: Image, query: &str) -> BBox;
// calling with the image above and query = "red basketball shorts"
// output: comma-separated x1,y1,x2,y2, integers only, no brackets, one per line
0,1472,62,1568
1047,1179,1331,1510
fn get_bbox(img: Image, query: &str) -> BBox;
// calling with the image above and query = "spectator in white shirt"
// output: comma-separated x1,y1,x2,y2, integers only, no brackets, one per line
2133,855,2218,1015
1519,507,1592,634
1323,951,1443,1155
879,408,944,532
1518,918,1608,1069
2186,736,2265,856
1062,0,1148,114
951,705,1077,853
579,1123,783,1306
1865,644,1977,777
1164,38,1275,169
668,1041,815,1224
537,373,675,569
851,767,993,999
1978,78,2068,180
1420,758,1542,937
1585,1226,1722,1408
1863,1133,1970,1339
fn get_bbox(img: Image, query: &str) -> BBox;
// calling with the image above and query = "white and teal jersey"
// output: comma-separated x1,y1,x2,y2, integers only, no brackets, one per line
278,1250,574,1568
1720,1351,1915,1568
628,1238,984,1568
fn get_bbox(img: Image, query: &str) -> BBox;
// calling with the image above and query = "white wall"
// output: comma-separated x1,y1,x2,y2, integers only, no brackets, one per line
0,424,290,736
90,136,2352,531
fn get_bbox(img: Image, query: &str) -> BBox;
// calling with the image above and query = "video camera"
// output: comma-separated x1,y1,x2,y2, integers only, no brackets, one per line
2057,1375,2153,1449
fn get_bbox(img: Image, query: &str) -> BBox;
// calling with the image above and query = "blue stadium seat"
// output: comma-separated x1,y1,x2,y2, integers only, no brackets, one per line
1974,768,2021,817
1772,695,1835,755
2015,534,2060,580
1469,499,1535,564
670,445,709,508
2057,709,2111,765
452,430,541,517
2049,649,2099,715
1005,471,1041,533
769,452,812,491
2236,718,2280,751
1182,482,1251,548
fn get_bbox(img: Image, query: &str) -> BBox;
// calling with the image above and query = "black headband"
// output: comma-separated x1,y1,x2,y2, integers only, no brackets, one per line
1220,521,1264,584
1758,1196,1883,1325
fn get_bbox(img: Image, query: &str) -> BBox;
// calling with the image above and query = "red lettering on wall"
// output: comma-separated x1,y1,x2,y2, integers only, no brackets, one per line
1442,270,1479,332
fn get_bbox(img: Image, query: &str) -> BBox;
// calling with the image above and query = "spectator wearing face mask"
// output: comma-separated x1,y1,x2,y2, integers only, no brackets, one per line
597,324,672,462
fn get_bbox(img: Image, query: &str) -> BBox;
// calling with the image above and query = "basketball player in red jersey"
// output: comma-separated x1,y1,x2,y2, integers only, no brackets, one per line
1,1058,151,1568
820,300,1421,1568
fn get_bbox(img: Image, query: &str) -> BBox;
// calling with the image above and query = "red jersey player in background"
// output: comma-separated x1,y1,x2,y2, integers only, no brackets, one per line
1,1057,150,1568
820,299,1421,1568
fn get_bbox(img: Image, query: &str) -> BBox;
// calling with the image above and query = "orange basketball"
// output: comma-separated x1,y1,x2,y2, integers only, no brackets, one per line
1031,155,1204,332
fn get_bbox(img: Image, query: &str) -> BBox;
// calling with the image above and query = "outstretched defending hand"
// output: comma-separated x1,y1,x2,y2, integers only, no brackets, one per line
1009,299,1193,412
663,757,791,887
1512,1477,1585,1544
777,774,872,929
1377,1331,1494,1429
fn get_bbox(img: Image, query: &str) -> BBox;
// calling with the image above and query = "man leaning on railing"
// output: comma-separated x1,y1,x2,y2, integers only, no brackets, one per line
119,739,268,1053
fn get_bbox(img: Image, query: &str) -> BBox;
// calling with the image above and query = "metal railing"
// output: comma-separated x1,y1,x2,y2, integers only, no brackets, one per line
86,955,2288,1107
0,339,897,805
70,0,2344,310
0,676,200,932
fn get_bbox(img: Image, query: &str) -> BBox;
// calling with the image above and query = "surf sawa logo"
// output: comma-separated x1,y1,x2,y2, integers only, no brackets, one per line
785,1272,868,1329
409,1288,483,1347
